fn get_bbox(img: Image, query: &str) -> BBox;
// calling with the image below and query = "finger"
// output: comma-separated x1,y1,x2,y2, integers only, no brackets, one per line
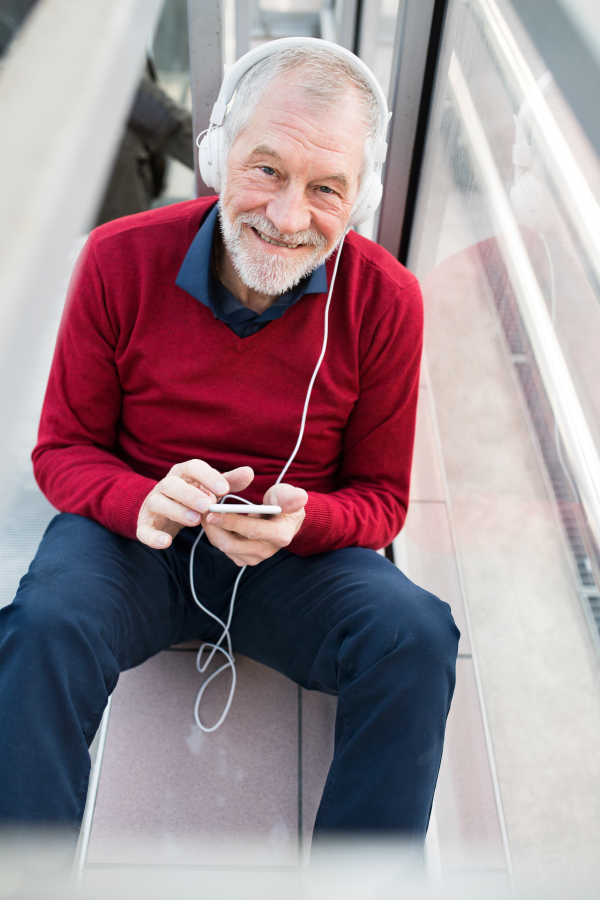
263,483,308,514
203,520,254,555
204,511,287,546
137,523,172,549
203,524,273,567
160,475,211,513
222,466,254,494
171,459,230,497
146,492,203,527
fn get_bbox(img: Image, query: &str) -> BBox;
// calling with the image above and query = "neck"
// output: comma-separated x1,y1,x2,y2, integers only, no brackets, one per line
214,230,277,315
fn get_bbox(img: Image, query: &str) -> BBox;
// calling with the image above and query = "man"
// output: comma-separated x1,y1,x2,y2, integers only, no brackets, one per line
0,41,458,845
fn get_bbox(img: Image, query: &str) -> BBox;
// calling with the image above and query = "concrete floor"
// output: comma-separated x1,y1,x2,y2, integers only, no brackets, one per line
419,242,600,887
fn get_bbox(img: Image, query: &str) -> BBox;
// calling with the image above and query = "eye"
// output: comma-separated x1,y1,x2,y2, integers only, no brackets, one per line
260,166,276,176
318,185,335,194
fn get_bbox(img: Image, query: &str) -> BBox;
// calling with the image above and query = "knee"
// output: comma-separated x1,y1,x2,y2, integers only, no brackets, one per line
5,562,91,650
398,582,459,664
347,572,460,676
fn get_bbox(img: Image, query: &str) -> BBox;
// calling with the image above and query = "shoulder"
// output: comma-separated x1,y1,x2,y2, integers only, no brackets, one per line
87,196,217,262
343,231,419,292
339,230,422,321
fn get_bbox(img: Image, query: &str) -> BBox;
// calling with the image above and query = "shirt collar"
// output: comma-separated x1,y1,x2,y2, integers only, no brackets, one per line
175,202,328,308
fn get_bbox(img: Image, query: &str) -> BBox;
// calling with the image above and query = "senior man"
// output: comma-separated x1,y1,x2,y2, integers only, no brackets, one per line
0,41,458,844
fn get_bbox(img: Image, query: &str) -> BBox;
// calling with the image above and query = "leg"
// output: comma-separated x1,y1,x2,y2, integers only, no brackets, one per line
0,514,192,830
229,547,460,839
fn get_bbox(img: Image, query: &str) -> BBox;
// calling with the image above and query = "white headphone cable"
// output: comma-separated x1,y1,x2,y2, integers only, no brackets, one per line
189,233,346,732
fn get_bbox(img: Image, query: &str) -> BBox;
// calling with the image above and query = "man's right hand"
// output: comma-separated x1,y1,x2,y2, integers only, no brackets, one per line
137,460,254,549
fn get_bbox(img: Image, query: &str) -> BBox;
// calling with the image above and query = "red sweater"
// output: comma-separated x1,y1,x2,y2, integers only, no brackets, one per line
33,197,423,555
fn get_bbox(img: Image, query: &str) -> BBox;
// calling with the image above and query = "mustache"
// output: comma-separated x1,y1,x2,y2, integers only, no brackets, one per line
234,212,328,250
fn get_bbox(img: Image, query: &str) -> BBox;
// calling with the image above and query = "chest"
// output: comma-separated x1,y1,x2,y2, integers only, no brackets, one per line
112,289,362,465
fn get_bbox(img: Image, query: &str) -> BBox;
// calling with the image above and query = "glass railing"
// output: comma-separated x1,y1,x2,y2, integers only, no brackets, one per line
409,0,600,644
406,0,600,882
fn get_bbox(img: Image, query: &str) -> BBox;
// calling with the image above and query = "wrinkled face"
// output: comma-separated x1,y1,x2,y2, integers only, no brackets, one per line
219,76,366,296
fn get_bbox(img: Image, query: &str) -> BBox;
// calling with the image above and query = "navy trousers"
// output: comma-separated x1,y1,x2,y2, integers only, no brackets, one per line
0,513,459,838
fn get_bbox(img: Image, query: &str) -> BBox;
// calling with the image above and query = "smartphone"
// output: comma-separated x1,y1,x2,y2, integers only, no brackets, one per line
207,504,282,515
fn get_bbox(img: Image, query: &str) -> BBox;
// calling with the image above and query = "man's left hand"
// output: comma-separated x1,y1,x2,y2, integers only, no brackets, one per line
202,483,307,566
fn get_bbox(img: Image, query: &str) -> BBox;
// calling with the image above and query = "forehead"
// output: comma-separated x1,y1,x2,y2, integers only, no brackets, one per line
234,77,366,174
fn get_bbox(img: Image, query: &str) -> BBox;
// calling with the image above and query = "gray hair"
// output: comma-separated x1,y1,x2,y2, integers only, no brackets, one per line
222,45,382,185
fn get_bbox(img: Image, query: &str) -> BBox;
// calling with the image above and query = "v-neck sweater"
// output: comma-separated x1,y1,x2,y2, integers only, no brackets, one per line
33,196,423,555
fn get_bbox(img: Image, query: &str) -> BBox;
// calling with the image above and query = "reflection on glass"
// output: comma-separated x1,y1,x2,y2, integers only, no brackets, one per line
409,0,600,642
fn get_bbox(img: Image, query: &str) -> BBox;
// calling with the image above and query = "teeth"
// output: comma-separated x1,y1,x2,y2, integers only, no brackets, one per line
257,230,299,249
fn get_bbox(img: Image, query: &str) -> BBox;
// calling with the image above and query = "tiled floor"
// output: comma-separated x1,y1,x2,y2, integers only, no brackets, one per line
399,361,509,884
421,246,600,884
86,652,305,868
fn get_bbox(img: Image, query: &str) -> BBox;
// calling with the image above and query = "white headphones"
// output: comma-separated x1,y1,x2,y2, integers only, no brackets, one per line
197,36,390,227
510,72,558,235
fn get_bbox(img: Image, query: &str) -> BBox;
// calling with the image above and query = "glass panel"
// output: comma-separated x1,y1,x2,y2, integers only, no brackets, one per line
409,0,600,640
153,0,191,102
407,0,600,880
357,0,403,101
248,0,322,50
151,0,195,205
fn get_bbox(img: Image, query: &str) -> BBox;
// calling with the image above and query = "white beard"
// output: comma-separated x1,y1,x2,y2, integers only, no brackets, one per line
218,206,343,297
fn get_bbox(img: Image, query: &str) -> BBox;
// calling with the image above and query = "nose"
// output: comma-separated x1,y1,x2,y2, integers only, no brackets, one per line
265,181,311,236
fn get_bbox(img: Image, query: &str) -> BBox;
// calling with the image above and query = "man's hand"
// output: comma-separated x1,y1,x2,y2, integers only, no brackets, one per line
202,483,307,566
137,460,254,549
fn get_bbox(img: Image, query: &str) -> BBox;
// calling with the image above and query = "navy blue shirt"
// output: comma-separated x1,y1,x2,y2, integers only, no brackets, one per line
175,203,328,338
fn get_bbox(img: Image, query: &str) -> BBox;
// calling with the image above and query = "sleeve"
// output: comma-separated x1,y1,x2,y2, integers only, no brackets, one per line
130,77,194,170
32,237,157,538
288,278,423,555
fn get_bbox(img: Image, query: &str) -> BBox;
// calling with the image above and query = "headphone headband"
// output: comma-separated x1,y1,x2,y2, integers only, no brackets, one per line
210,37,389,163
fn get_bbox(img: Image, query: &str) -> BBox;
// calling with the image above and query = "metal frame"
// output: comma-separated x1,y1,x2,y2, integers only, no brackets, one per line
187,0,225,196
0,0,164,462
376,0,448,261
74,697,113,883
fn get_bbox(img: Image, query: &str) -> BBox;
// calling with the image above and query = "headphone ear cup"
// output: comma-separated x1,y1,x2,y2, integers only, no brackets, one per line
198,127,227,193
348,171,383,227
510,170,556,235
198,132,215,190
212,127,227,194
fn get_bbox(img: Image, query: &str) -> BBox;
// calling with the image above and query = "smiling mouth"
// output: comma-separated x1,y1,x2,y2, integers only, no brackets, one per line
251,226,304,250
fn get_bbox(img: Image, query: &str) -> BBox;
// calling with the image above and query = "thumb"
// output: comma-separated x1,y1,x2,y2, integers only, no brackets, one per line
223,466,254,494
265,483,308,514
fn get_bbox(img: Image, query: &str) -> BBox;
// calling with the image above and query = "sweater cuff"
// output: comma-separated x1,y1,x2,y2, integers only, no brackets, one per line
288,491,335,556
109,474,158,539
